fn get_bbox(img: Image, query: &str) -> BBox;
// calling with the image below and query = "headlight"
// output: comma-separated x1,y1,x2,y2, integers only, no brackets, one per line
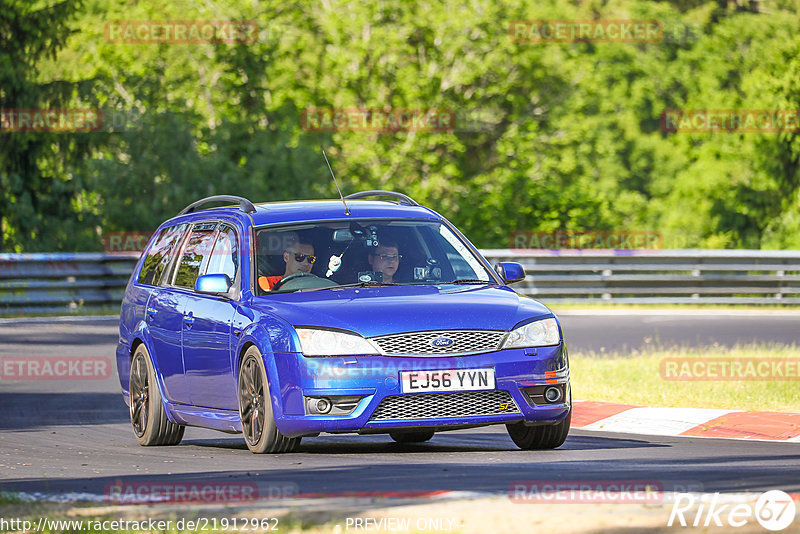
296,328,379,356
502,318,560,349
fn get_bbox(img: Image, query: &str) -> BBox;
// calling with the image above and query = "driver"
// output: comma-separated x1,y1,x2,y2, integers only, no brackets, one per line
258,236,316,291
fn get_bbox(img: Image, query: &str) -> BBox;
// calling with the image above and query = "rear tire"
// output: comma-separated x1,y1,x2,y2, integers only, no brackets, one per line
129,344,185,446
238,346,300,454
389,430,435,443
506,401,571,450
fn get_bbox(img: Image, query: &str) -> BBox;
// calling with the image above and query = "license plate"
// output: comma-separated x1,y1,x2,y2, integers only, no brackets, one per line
400,368,495,393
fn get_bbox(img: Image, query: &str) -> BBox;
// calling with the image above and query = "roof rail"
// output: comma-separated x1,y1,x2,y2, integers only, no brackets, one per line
343,190,419,206
178,195,257,216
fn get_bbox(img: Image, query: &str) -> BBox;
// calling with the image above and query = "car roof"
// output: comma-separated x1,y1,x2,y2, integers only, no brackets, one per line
250,199,440,226
165,199,443,228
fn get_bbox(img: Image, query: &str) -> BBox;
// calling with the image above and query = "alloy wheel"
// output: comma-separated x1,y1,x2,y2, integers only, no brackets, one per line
129,352,149,437
239,356,265,447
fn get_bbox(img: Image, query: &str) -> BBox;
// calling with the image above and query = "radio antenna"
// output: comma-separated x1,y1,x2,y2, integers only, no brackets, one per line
322,146,350,216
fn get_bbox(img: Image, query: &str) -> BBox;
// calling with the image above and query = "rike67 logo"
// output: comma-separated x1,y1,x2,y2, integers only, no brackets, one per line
669,490,796,531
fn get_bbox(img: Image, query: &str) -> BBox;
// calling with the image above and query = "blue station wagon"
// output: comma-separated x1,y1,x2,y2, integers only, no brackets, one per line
117,191,571,453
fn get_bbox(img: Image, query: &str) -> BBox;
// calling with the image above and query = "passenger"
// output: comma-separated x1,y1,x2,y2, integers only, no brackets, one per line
367,240,402,283
258,235,316,291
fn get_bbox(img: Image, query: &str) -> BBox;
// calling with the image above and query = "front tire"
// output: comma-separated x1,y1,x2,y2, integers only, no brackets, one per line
389,430,435,443
238,347,300,453
129,344,184,446
506,403,571,450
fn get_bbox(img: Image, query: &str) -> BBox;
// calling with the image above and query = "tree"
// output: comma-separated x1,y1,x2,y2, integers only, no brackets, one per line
0,0,101,251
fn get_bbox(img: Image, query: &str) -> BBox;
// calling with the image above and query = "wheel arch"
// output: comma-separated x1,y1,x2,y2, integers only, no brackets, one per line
235,323,289,424
127,335,173,419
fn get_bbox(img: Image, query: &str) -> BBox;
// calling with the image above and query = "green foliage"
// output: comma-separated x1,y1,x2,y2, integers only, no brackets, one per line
3,0,800,250
0,0,101,251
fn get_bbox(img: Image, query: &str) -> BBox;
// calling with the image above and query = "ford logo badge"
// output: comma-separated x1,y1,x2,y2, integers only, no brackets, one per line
430,336,454,348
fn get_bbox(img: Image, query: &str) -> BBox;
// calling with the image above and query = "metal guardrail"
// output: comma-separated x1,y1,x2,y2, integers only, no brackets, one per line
2,249,800,314
0,252,140,314
484,249,800,304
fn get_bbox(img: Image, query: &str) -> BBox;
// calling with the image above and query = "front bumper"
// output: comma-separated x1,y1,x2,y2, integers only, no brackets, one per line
270,344,571,438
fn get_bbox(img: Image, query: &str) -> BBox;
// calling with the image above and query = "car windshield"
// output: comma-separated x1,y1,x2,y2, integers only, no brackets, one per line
254,219,495,293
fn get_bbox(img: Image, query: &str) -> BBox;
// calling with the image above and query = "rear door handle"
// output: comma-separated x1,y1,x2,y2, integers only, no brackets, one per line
146,307,157,319
183,312,195,328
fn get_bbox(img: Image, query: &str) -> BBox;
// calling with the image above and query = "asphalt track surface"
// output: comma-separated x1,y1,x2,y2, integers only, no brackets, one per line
1,312,799,499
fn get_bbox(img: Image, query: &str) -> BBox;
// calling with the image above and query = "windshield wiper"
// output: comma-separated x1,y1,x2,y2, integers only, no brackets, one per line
335,280,400,289
444,279,493,285
298,280,399,292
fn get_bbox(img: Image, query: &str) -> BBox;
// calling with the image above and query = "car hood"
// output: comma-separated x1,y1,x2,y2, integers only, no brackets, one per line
250,285,553,337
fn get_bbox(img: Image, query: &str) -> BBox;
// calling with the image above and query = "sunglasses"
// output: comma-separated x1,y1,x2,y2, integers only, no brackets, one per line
293,253,316,264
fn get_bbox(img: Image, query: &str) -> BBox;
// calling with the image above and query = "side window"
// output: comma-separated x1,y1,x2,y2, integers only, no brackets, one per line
172,225,217,289
206,226,239,282
137,224,188,286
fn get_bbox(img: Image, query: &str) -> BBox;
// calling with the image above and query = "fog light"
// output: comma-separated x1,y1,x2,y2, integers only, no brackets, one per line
544,387,562,403
315,398,331,414
305,395,364,416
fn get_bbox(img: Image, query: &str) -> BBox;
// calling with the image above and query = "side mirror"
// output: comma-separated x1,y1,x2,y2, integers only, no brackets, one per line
494,262,526,284
195,273,232,295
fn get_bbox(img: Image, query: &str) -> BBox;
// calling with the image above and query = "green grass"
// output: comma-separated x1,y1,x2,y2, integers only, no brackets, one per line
571,343,800,412
0,492,26,505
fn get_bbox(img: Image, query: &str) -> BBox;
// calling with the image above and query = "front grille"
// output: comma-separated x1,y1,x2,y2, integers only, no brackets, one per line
369,390,520,421
371,330,506,356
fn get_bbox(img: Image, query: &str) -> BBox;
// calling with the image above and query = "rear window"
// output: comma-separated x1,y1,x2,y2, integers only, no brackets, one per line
137,224,188,286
